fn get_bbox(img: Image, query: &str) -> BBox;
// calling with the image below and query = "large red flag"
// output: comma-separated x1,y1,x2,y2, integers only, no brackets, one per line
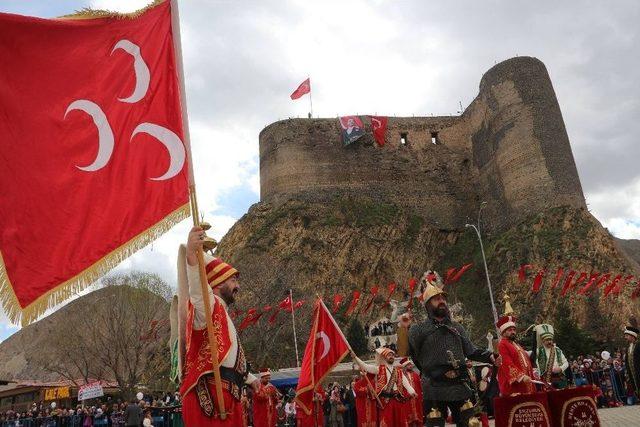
369,116,388,147
345,290,361,316
0,2,189,325
290,78,311,100
295,299,350,415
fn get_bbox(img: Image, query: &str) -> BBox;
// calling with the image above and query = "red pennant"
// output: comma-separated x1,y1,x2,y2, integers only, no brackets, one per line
444,268,457,284
551,268,564,289
369,116,388,147
239,310,264,331
531,269,546,293
603,274,622,297
560,271,576,296
332,294,344,312
518,264,534,283
450,263,473,283
384,282,397,306
408,278,417,308
577,273,600,295
362,286,380,313
345,290,361,316
268,310,280,325
613,275,635,295
279,296,293,312
595,273,611,290
295,299,350,415
572,272,588,290
290,78,310,100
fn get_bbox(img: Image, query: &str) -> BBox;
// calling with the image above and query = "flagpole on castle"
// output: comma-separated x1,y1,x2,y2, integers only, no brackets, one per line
290,288,301,367
308,78,313,118
171,0,227,419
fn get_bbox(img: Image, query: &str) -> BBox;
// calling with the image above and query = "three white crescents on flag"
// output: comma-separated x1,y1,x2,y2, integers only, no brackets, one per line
63,39,185,181
316,330,331,360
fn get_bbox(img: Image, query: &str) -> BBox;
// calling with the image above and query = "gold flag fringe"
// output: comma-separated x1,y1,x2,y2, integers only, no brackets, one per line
59,0,166,20
0,203,190,327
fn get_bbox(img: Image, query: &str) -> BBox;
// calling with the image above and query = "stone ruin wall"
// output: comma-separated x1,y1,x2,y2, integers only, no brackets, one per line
259,57,586,231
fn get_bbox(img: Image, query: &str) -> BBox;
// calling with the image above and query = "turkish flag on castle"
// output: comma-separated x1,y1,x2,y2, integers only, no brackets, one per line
290,78,311,100
295,299,350,415
0,2,189,325
370,116,388,147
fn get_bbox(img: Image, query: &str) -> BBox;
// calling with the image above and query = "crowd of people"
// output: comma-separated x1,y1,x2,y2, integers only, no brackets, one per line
0,394,182,427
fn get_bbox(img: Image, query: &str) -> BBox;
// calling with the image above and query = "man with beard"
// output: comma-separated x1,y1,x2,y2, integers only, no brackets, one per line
496,294,535,396
253,369,280,427
534,324,569,389
400,358,424,427
354,347,417,427
406,271,500,427
624,321,640,398
174,226,260,426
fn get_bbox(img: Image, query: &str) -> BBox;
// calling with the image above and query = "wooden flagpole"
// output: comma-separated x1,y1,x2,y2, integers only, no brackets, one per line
170,0,227,419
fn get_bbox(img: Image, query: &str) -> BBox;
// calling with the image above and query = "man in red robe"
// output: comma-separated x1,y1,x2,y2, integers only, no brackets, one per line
176,227,260,426
496,311,535,396
353,371,378,427
400,358,423,427
295,385,326,427
253,369,279,427
354,347,416,427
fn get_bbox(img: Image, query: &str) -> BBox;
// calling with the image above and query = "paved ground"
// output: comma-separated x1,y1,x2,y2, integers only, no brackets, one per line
445,404,640,426
597,405,640,426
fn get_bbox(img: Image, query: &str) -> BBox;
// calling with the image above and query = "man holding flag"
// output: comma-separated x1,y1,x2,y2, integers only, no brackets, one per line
175,227,260,425
353,347,417,426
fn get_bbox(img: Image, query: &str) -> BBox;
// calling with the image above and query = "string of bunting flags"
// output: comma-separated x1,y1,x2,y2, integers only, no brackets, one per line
518,264,640,299
232,262,474,331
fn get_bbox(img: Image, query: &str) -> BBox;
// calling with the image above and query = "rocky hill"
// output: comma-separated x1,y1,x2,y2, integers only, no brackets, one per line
218,196,640,368
0,284,170,383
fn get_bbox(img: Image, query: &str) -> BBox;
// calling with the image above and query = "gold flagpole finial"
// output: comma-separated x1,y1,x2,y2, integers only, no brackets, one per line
502,291,514,316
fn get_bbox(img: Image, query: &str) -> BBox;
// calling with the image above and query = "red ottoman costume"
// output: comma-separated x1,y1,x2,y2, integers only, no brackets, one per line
172,245,257,426
495,302,535,397
353,374,378,427
296,386,326,427
253,369,279,427
355,348,416,427
400,358,423,427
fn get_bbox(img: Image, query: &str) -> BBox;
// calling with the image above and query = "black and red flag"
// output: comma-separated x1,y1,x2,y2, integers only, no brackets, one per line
339,116,365,146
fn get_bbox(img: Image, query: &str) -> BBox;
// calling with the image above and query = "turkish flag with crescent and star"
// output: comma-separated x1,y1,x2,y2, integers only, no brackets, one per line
370,115,388,147
290,78,311,100
295,299,350,415
0,1,189,325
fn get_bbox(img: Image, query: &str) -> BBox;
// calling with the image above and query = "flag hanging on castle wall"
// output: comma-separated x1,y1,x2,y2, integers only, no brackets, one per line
0,1,189,325
339,116,365,146
370,116,388,147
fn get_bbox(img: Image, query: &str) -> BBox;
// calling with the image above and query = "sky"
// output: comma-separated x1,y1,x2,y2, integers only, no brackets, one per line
1,0,639,341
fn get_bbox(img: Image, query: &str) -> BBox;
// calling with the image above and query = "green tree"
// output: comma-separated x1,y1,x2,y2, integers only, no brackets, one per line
346,318,368,356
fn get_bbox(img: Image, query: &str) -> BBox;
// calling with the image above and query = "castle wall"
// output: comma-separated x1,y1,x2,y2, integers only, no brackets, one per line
259,117,477,228
259,57,586,231
467,57,586,229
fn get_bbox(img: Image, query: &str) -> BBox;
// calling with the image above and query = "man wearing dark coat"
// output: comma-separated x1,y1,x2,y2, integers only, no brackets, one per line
624,324,640,398
404,271,501,427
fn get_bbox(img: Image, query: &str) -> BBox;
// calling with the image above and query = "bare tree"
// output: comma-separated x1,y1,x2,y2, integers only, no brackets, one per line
27,272,171,398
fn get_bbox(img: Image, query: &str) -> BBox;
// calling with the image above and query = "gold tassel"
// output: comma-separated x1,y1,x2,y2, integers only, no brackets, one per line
0,203,190,326
58,0,166,20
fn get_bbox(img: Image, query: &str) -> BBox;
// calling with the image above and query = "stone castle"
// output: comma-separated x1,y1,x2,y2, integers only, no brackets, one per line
259,56,586,231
